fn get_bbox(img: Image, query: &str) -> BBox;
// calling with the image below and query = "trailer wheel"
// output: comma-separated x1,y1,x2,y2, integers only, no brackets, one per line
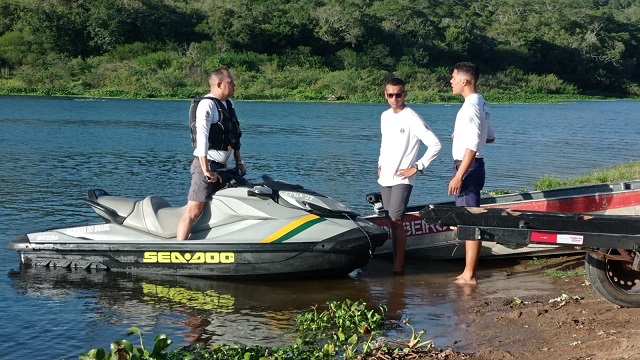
585,249,640,308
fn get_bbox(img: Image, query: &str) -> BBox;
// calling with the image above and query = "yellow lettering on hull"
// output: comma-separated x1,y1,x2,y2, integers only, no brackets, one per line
143,252,235,264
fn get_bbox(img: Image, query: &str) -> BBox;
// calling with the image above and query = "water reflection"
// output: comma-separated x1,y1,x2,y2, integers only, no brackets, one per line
8,265,376,347
7,254,571,356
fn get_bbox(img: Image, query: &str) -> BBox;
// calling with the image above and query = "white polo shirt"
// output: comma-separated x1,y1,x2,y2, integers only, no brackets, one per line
452,93,494,161
378,107,441,186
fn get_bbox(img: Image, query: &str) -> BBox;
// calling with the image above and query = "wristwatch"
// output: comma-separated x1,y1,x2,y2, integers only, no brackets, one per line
412,163,424,174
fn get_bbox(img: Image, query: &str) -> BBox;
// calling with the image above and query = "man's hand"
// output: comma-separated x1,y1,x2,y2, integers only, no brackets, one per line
448,176,463,195
396,167,419,179
204,171,221,182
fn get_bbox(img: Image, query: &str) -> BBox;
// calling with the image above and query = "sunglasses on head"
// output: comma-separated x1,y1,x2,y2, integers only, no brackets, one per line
386,92,404,99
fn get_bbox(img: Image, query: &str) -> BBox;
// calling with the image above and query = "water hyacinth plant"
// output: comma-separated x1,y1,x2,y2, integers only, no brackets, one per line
80,326,172,360
78,299,441,359
80,300,391,360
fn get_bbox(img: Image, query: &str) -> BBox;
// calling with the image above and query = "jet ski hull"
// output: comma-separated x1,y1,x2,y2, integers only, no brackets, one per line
10,226,384,278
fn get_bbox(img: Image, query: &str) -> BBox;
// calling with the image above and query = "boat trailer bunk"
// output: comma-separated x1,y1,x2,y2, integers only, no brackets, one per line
420,205,640,308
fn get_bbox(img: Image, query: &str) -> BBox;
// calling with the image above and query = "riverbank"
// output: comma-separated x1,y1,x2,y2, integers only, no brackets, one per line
533,160,640,190
406,255,640,360
1,88,634,105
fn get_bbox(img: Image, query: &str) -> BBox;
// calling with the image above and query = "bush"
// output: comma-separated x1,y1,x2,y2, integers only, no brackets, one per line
137,51,180,71
0,31,29,67
107,43,157,61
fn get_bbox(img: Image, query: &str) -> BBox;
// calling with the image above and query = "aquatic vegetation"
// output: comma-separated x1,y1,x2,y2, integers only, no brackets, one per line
481,188,527,196
80,299,436,360
387,318,434,357
79,326,172,360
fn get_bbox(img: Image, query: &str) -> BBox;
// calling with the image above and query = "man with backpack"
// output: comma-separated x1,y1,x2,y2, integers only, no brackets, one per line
177,67,246,240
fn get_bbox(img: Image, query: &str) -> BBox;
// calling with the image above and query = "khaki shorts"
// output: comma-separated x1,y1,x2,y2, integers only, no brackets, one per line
187,158,226,202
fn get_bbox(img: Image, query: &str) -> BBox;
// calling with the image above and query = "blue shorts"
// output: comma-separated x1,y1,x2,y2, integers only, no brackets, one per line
453,158,485,207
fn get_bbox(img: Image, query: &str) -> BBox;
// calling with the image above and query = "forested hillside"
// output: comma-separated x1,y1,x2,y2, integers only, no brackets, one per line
0,0,639,101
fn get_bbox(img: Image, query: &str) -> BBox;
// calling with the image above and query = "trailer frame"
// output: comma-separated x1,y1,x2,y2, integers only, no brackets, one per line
420,205,640,307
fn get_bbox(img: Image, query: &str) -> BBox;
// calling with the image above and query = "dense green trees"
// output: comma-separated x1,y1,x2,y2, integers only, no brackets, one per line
0,0,638,100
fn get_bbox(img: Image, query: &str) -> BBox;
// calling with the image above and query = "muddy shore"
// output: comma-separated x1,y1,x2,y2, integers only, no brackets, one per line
387,255,640,360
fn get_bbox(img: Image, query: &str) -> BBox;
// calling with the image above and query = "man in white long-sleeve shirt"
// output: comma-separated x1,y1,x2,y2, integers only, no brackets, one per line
177,67,246,240
448,62,496,284
378,77,442,273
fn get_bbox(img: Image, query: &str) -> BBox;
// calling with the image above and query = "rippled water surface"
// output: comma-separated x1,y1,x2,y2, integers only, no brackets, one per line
1,96,639,358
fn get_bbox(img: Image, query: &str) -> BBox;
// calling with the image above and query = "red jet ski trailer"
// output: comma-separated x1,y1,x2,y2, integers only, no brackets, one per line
420,205,640,308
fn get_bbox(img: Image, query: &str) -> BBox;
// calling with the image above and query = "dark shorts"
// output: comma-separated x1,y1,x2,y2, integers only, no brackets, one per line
187,158,227,202
453,158,485,207
380,184,413,220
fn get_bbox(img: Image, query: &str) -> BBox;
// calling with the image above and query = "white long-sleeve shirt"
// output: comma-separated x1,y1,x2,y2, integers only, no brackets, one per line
378,107,441,186
452,93,495,160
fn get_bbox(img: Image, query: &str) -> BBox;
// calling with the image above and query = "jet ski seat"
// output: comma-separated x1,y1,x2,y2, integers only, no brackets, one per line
86,189,137,223
140,196,185,238
120,195,183,238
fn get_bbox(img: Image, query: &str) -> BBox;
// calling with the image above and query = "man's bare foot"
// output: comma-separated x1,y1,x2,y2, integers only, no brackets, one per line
454,276,477,285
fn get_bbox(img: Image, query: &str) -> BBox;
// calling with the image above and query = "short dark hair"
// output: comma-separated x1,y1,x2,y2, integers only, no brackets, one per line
209,67,231,86
453,62,479,83
386,77,406,87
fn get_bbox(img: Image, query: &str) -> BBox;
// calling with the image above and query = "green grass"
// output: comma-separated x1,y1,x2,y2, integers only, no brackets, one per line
533,160,640,190
526,256,587,280
486,160,640,195
527,256,570,266
542,268,587,279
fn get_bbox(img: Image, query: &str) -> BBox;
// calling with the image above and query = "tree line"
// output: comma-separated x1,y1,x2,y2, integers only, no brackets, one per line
0,0,639,101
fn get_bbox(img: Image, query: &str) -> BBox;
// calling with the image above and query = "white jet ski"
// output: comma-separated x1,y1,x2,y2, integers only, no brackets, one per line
9,172,387,279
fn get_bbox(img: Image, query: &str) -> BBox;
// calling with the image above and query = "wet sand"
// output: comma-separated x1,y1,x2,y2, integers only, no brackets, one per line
392,255,640,360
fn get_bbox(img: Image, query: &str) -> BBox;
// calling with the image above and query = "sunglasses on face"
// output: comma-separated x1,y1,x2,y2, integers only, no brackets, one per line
386,92,405,99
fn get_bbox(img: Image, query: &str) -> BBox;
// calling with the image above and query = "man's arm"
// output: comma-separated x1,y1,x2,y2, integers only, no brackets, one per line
194,99,215,158
397,120,441,178
195,99,221,182
414,124,442,171
234,149,246,175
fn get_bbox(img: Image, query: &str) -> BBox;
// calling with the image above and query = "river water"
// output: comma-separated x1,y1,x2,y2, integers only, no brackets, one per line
1,96,639,358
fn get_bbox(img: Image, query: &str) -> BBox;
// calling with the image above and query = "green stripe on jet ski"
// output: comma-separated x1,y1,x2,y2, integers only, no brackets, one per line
270,217,326,243
261,214,327,243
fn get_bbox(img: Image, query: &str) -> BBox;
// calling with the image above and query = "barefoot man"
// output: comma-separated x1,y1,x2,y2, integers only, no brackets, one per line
448,62,495,284
378,77,441,273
